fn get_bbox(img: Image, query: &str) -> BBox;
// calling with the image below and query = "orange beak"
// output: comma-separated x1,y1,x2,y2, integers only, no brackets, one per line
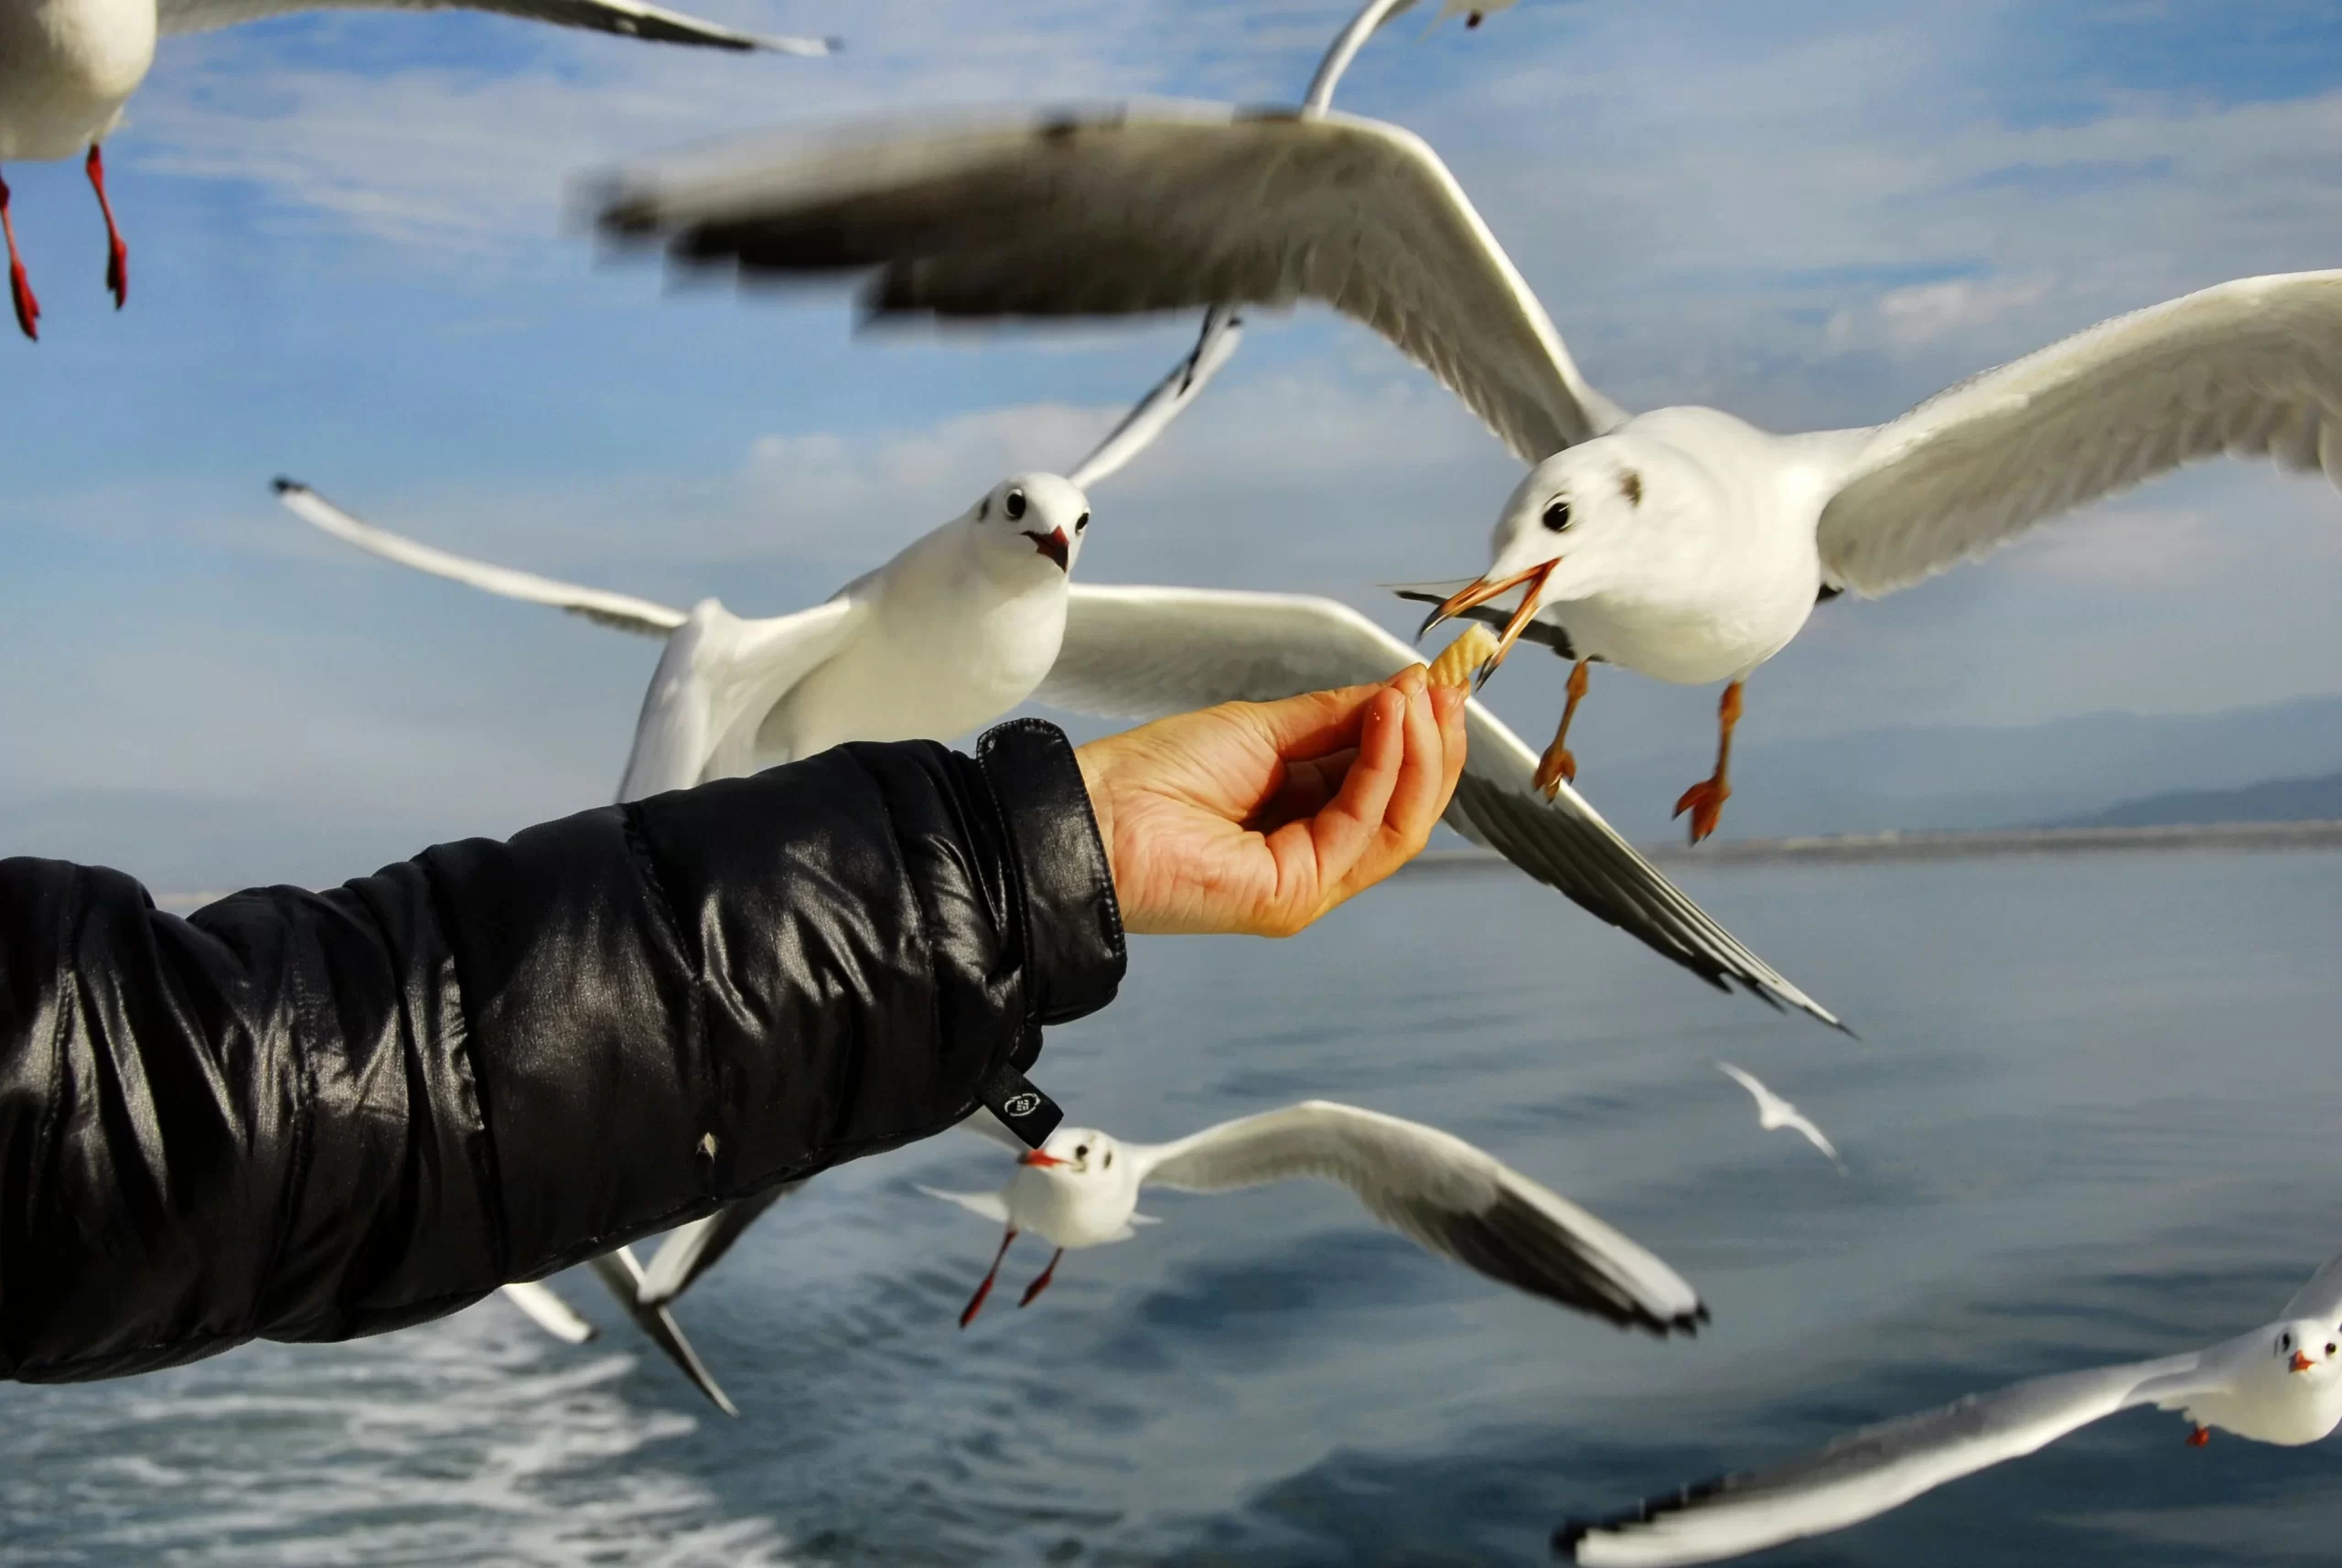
1414,560,1557,688
2292,1350,2315,1372
1017,1149,1066,1167
1024,528,1071,572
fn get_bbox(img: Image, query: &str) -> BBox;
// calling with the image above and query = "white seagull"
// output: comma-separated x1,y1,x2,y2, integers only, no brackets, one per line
0,0,833,340
1714,1061,1842,1173
1557,1249,2342,1566
586,70,2342,845
919,1101,1708,1336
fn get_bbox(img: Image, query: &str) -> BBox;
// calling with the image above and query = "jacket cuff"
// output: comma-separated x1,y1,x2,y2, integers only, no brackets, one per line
975,719,1125,1026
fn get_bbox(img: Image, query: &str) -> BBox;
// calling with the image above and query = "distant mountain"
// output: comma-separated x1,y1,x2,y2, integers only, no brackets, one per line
1578,693,2342,842
2045,770,2342,830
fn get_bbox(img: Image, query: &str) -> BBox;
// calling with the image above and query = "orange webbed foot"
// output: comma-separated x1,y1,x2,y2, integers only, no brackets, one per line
104,236,126,310
1672,777,1731,844
7,262,36,341
1532,744,1577,799
2186,1425,2211,1447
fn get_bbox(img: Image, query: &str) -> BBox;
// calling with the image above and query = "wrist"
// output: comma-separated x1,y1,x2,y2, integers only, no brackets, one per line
1073,743,1116,876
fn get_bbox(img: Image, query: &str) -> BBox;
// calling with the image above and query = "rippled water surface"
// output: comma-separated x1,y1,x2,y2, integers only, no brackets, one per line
5,849,2340,1565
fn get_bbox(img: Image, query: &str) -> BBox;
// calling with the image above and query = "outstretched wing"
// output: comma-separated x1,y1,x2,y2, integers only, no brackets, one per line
277,478,686,636
917,1186,1014,1225
1559,1353,2214,1566
591,104,1625,462
1816,271,2342,596
1041,585,1839,1025
636,1181,811,1308
499,1281,597,1344
1064,307,1244,491
159,0,833,50
1133,1100,1703,1335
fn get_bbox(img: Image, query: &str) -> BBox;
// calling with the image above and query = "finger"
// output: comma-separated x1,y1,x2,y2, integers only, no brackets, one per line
1276,684,1406,917
1433,682,1468,799
1370,672,1449,864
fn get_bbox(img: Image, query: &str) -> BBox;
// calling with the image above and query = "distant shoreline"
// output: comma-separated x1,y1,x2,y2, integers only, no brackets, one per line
1402,820,2342,874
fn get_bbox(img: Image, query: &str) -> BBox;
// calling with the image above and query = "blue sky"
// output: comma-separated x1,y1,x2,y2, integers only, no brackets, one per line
5,0,2342,889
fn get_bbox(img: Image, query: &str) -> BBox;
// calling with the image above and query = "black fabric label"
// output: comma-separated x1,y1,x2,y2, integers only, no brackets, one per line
978,1061,1062,1149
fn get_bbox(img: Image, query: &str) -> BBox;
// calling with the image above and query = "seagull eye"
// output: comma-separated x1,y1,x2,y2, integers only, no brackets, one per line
1075,1144,1089,1159
1542,498,1572,533
1004,488,1028,521
1074,511,1090,533
1102,1151,1112,1168
2283,1333,2294,1350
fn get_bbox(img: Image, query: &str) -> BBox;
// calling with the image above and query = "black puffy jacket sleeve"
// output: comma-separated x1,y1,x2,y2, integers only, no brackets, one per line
0,720,1123,1382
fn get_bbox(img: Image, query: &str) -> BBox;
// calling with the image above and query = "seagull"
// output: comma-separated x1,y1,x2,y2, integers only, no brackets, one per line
1556,1248,2342,1566
586,49,2342,848
1714,1061,1842,1173
919,1101,1708,1336
0,0,834,341
279,308,1242,1411
500,1280,597,1344
278,306,1238,800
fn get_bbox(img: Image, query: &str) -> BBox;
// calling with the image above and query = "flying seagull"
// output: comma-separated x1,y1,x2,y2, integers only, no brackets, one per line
1558,1249,2342,1565
585,77,2342,845
921,1101,1708,1336
1714,1061,1842,1172
0,0,836,339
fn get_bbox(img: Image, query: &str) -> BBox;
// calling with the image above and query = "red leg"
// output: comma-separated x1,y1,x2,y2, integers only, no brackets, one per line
958,1229,1016,1329
1,170,38,341
2186,1425,2210,1447
1671,681,1744,844
1016,1248,1065,1308
85,145,126,310
1532,659,1593,798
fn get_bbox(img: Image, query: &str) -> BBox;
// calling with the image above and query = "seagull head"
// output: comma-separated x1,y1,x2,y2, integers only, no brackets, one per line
1414,444,1646,680
965,472,1090,583
2276,1322,2342,1380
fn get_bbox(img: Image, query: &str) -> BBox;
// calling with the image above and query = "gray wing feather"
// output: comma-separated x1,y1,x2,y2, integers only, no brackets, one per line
1561,1353,2212,1566
1136,1101,1703,1335
1064,306,1244,491
1818,271,2342,596
592,104,1622,462
1041,585,1838,1026
158,0,833,50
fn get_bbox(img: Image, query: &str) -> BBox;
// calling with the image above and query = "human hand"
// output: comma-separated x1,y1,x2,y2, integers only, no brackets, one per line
1074,668,1468,938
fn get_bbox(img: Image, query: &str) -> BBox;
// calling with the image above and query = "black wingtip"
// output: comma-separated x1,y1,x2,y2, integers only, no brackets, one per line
1552,1520,1593,1559
271,476,301,495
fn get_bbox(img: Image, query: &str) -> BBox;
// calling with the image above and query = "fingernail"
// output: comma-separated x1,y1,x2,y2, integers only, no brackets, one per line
1392,664,1428,696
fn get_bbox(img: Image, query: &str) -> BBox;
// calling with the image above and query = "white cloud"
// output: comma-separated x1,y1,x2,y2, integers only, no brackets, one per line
1828,274,2057,349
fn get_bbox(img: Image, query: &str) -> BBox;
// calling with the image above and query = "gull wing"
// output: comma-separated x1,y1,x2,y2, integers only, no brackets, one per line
1561,1352,2217,1566
585,1248,739,1416
1133,1100,1703,1335
636,1181,811,1308
591,103,1625,462
615,595,862,798
159,0,834,51
1064,306,1244,491
1816,271,2342,596
2282,1248,2342,1324
1041,585,1839,1026
277,478,685,636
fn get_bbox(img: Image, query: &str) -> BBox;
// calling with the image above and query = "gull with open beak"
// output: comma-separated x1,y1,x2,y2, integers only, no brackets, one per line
920,1102,1708,1337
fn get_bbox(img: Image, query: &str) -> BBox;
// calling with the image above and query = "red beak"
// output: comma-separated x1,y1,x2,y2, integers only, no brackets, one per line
1024,528,1070,571
1415,559,1557,687
2292,1350,2315,1372
1017,1149,1066,1167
